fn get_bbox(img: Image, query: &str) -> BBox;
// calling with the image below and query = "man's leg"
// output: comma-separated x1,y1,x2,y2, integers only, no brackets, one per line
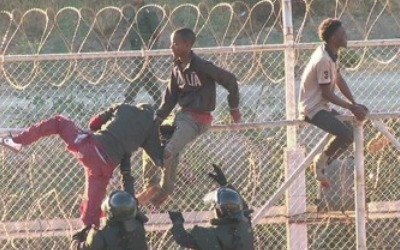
10,115,81,147
137,123,175,205
310,110,353,162
80,170,109,227
77,138,114,227
150,155,179,207
2,114,113,227
308,110,353,185
137,152,162,205
151,112,209,206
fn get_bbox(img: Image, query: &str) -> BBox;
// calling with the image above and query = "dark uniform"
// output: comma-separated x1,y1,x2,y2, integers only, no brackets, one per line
171,215,254,250
168,165,255,250
71,191,148,250
7,103,162,228
125,1,162,106
91,103,162,166
71,219,148,250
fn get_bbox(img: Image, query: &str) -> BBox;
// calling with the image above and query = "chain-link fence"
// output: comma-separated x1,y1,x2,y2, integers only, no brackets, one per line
1,1,400,249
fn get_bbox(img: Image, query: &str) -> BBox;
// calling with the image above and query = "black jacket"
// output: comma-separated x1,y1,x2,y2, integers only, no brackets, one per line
92,103,162,167
171,217,254,250
156,53,240,121
71,218,148,250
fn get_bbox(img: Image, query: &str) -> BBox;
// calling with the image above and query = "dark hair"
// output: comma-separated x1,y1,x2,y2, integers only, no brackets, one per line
173,27,196,45
318,18,342,43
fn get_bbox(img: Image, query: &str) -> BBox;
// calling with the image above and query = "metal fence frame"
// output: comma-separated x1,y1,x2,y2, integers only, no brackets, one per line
1,1,400,249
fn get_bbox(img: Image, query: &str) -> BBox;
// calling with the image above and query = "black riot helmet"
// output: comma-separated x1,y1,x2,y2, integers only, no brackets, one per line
203,187,243,219
101,190,137,221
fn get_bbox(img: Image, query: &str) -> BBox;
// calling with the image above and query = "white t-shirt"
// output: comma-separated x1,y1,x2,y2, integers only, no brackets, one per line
298,45,339,119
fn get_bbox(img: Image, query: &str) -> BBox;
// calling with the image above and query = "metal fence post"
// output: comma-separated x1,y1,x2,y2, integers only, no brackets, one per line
354,121,367,250
282,0,307,249
285,147,307,250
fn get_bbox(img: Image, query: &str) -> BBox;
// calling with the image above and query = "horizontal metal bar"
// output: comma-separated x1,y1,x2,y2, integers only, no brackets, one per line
210,112,400,131
0,113,399,134
372,120,400,151
294,38,400,49
3,39,400,62
252,133,330,224
1,200,400,239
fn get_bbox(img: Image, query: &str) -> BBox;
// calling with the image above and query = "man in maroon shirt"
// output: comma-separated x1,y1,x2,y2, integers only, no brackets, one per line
137,27,242,207
0,103,162,231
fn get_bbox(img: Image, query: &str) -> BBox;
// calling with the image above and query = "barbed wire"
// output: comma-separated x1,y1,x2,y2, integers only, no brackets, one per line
0,1,399,88
1,1,400,249
1,1,399,52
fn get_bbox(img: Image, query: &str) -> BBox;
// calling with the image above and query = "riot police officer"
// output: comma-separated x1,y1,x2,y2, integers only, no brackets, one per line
168,164,255,250
71,190,148,250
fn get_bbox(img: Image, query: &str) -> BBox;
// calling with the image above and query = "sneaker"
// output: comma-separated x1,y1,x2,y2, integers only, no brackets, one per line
312,152,330,187
0,136,22,153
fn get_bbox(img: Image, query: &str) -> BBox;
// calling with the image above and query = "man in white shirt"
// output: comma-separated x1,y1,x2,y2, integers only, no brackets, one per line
298,18,368,187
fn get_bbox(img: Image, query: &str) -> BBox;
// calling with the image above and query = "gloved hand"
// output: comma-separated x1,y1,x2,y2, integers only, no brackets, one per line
168,211,185,224
72,225,91,241
207,164,228,186
230,108,242,123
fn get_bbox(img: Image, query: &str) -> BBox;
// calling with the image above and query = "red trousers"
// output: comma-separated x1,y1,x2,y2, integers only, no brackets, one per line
13,115,116,227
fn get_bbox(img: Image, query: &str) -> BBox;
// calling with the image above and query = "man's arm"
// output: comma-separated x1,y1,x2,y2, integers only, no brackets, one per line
168,211,200,249
203,62,241,122
71,228,104,250
155,72,179,121
207,164,253,220
321,84,367,121
316,61,367,121
315,60,352,109
335,70,357,104
120,153,135,197
320,84,354,110
203,62,240,110
170,224,199,249
335,70,369,112
88,103,120,131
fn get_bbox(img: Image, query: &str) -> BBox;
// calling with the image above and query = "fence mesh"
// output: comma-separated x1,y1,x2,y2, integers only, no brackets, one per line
1,1,400,249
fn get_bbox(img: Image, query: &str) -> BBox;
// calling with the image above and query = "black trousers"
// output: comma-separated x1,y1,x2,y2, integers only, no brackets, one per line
305,109,353,163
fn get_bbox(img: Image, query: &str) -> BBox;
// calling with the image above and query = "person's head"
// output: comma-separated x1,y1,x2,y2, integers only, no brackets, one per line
101,190,137,222
318,18,347,48
170,28,196,59
204,187,243,219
